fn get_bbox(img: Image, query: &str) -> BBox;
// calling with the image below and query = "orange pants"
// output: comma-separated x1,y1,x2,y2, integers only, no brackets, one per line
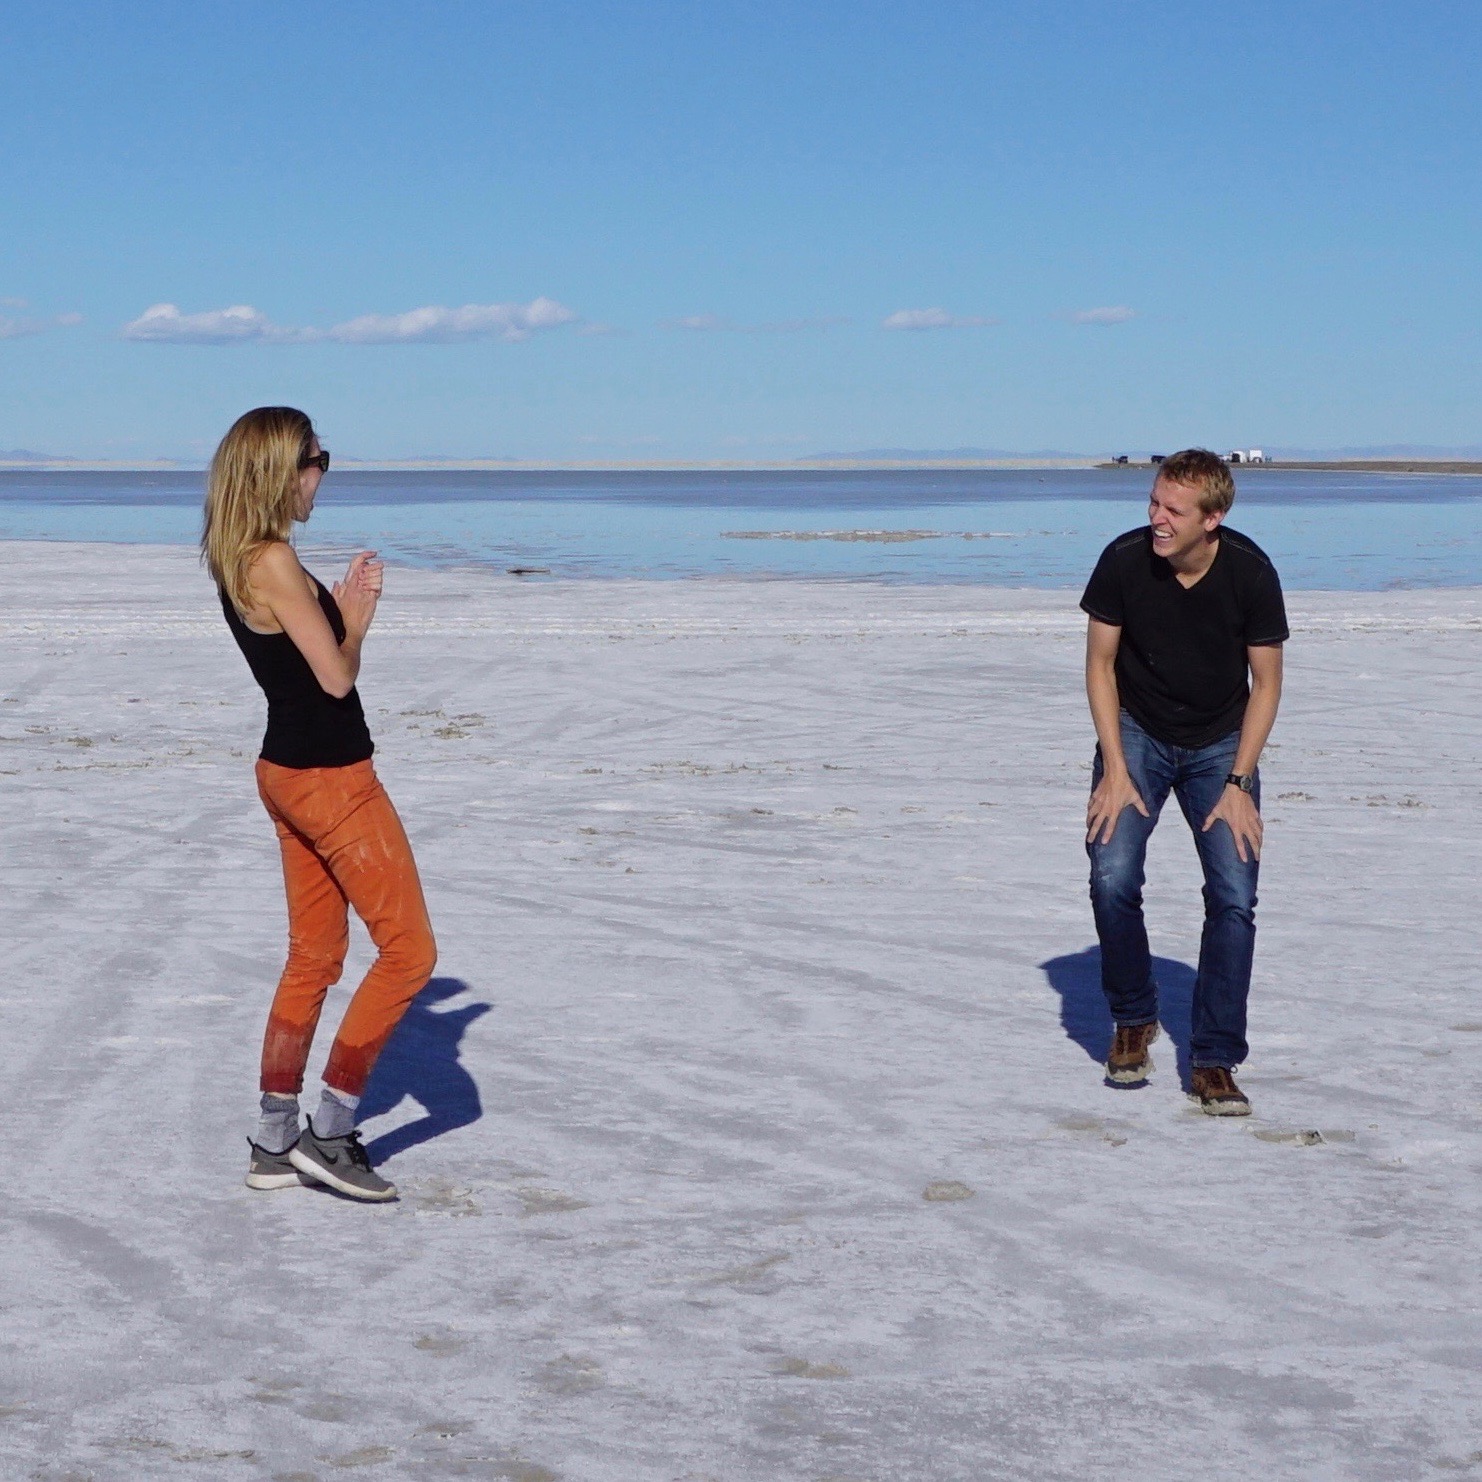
255,758,436,1097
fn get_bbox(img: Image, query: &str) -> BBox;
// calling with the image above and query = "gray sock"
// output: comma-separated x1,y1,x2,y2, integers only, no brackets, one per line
312,1087,360,1140
256,1093,301,1154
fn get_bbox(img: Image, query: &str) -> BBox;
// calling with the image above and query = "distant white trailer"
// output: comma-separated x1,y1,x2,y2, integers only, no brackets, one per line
1225,449,1266,465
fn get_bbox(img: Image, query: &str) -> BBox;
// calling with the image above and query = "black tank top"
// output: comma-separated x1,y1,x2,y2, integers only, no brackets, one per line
221,570,374,769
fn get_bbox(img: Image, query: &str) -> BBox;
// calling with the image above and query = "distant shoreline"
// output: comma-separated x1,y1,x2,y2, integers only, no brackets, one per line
0,457,1103,474
6,457,1482,475
1096,460,1482,475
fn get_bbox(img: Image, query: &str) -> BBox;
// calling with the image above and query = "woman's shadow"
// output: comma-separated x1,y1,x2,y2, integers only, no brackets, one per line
1039,946,1195,1089
359,976,490,1163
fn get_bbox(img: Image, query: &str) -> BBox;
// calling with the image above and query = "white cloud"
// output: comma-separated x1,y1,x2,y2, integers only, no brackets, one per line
323,297,576,343
881,308,998,330
121,303,294,343
120,298,578,345
0,308,84,339
670,313,730,332
1071,305,1136,325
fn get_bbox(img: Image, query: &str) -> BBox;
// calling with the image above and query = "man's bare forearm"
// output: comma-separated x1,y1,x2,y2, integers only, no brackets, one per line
1232,678,1279,778
1231,648,1284,778
1086,657,1128,774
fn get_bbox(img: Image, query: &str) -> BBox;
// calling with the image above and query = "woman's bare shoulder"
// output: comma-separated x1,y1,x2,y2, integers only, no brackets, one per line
241,543,317,627
247,539,299,573
246,541,305,591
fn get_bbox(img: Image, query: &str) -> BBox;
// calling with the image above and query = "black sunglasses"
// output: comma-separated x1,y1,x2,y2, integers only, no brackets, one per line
299,449,331,472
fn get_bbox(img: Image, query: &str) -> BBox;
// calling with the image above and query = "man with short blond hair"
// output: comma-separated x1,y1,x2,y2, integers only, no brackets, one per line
1080,449,1287,1114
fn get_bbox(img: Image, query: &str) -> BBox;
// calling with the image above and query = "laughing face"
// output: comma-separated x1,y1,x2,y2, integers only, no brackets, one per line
1148,476,1223,565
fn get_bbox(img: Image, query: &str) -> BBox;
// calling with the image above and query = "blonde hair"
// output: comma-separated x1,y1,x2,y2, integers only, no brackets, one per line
202,406,314,611
1156,448,1236,516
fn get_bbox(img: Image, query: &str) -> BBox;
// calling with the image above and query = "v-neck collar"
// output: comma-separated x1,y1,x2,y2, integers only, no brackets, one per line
1168,533,1222,592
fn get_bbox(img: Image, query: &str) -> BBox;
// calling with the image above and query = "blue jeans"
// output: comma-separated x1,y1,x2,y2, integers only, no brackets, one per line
1086,714,1260,1069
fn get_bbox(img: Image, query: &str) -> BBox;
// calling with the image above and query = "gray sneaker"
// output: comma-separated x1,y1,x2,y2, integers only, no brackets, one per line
289,1122,397,1202
245,1137,313,1191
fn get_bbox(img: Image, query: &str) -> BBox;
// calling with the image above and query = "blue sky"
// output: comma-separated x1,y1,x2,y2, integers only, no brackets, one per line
2,1,1478,461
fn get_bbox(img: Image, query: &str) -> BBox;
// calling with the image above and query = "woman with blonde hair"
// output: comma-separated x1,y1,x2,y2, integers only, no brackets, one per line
205,406,436,1201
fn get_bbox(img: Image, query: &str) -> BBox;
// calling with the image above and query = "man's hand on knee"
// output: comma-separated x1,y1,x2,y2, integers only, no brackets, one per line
1087,770,1150,845
1202,788,1263,862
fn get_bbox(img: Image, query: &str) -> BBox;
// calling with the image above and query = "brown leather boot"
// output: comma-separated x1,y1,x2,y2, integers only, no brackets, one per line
1189,1066,1251,1116
1105,1022,1159,1083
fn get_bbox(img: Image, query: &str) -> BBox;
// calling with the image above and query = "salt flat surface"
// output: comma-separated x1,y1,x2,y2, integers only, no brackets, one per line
1,542,1479,1481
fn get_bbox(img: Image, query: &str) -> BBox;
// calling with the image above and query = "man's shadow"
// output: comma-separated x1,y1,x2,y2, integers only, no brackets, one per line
359,976,491,1163
1039,946,1195,1089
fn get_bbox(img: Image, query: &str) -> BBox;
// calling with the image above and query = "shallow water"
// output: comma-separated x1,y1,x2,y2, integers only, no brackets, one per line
3,467,1479,587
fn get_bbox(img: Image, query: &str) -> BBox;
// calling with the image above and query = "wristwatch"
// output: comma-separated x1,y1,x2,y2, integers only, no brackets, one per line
1224,772,1254,793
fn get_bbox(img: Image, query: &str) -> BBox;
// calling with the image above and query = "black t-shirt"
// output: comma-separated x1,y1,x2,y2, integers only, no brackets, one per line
1080,526,1288,748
